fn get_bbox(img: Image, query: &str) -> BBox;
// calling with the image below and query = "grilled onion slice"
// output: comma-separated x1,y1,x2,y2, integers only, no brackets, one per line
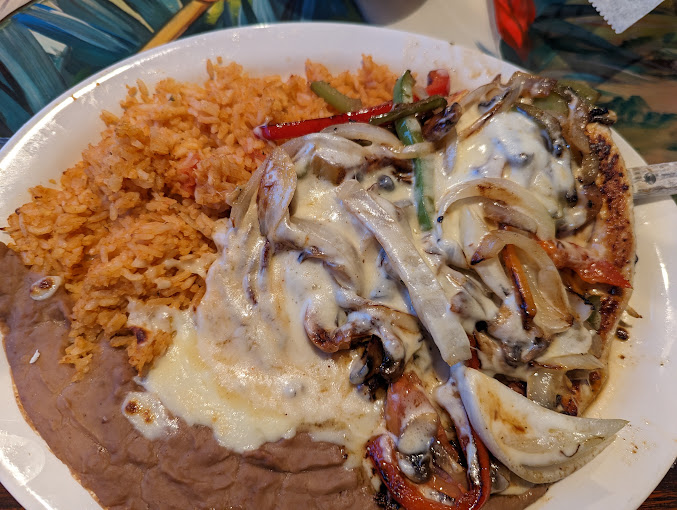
451,364,627,484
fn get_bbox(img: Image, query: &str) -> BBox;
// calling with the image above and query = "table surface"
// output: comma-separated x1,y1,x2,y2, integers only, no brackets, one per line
1,463,676,508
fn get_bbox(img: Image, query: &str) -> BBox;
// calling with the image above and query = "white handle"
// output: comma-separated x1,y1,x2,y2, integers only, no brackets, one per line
630,162,677,199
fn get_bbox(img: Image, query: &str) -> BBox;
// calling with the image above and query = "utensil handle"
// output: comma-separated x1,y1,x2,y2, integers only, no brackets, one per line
630,162,677,199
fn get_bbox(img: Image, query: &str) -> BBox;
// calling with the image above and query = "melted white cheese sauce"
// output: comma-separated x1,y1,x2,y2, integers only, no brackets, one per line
440,111,574,218
127,101,596,477
138,305,383,464
137,170,424,464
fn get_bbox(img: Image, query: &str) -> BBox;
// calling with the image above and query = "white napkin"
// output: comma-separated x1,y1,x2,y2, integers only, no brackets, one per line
589,0,665,33
0,0,30,21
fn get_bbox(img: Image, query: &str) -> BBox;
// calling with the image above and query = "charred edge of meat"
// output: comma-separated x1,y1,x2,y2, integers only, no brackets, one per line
588,107,617,126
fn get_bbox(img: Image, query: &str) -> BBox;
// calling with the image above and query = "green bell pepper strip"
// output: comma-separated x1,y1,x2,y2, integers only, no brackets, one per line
310,81,363,113
369,95,447,126
392,70,433,231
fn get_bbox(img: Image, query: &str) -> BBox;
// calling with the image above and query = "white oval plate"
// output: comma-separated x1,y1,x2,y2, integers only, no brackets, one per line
0,22,675,510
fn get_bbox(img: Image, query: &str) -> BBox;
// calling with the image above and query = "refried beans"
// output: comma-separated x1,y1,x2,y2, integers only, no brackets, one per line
0,243,378,510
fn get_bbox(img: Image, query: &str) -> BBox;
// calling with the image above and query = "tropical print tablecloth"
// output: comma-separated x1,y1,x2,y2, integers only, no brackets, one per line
0,0,675,165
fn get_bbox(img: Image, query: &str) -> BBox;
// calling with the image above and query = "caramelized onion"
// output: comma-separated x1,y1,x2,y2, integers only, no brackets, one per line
577,153,600,186
284,131,433,167
471,231,573,335
559,87,590,155
527,368,566,410
482,202,539,234
459,75,502,110
436,178,556,240
321,122,403,147
458,86,520,140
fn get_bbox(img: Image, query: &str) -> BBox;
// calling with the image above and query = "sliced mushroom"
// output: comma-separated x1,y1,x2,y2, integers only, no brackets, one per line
422,102,462,142
386,373,440,457
305,301,419,364
382,372,469,494
349,336,404,389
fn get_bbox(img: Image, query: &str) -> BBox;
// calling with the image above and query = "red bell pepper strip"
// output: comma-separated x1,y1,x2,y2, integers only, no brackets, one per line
426,69,451,97
253,102,393,141
310,81,363,113
368,367,491,510
538,239,631,288
366,431,490,510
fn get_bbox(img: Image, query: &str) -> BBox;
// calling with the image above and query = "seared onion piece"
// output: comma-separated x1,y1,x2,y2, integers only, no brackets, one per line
559,87,591,155
230,155,268,228
472,231,573,334
256,147,364,293
526,368,567,410
338,180,471,365
293,218,365,290
321,122,403,147
256,147,297,238
459,206,514,299
457,72,555,141
451,365,627,484
458,87,520,140
284,131,434,170
436,178,556,240
459,75,503,112
282,132,369,175
535,353,604,371
482,202,538,234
